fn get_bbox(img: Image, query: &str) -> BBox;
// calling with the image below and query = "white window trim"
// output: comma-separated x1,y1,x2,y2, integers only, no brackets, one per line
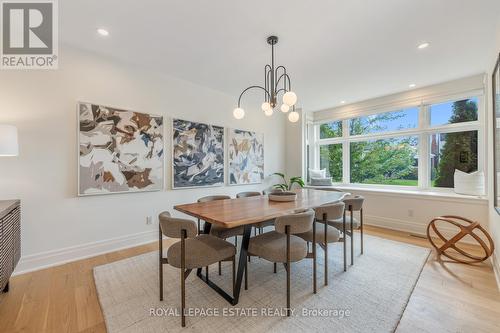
310,92,485,193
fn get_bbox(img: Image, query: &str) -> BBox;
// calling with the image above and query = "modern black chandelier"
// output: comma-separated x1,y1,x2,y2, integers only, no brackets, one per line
233,35,299,122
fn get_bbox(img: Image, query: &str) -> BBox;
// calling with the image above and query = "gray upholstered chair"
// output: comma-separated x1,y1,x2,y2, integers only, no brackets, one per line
236,191,274,235
328,195,365,266
197,195,244,275
297,202,345,284
158,212,236,327
248,209,315,316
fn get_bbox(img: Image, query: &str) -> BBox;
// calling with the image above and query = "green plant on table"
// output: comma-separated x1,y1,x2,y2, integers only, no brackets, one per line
272,173,305,191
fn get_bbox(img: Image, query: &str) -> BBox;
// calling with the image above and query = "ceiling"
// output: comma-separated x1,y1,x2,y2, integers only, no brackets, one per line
60,0,500,112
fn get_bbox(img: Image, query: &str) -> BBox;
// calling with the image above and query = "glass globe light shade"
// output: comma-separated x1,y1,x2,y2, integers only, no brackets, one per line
233,107,245,120
288,111,300,123
280,104,290,113
283,91,297,106
264,108,273,116
261,102,271,112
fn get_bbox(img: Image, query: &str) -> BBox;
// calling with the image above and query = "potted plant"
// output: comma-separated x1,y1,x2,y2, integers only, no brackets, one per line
272,173,305,191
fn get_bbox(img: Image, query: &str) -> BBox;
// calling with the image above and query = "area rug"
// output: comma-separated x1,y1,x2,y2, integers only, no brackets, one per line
94,235,430,333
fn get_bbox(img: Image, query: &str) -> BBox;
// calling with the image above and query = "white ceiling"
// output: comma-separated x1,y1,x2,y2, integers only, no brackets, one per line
60,0,500,112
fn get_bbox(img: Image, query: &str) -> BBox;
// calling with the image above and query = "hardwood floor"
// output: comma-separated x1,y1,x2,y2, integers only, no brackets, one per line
0,225,499,333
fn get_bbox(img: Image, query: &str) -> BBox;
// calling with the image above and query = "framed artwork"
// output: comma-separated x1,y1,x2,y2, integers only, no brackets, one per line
172,118,224,188
228,129,264,185
78,102,164,196
492,53,500,213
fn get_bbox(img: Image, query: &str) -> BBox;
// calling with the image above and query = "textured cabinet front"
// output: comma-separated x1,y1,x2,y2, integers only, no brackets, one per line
0,201,20,291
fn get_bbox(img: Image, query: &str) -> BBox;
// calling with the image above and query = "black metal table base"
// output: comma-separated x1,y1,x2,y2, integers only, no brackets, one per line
196,222,252,306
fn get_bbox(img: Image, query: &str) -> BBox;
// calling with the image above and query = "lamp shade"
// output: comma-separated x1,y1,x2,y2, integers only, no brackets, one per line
0,125,19,156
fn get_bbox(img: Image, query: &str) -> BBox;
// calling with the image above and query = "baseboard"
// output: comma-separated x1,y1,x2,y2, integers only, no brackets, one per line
364,214,477,245
13,229,158,276
492,252,500,291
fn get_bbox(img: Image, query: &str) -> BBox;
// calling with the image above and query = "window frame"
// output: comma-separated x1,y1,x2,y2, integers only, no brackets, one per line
311,94,485,192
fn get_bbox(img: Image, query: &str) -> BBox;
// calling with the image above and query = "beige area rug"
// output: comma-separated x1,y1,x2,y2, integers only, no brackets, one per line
94,235,430,333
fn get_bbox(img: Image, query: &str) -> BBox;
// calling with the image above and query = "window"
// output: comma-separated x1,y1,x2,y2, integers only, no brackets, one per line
350,136,418,186
349,108,418,136
430,97,478,126
319,121,342,139
313,95,482,191
319,144,342,182
430,131,478,187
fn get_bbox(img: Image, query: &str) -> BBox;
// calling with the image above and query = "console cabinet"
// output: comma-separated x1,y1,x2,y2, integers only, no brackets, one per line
0,200,20,293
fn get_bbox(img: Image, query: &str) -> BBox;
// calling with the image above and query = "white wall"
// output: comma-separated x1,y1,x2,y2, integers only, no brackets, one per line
285,110,304,178
0,46,286,273
487,26,500,287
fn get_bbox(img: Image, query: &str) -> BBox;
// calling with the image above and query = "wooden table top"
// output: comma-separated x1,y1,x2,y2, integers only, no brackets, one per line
174,189,349,228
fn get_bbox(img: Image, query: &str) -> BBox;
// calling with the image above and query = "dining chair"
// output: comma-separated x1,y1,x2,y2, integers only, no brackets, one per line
236,191,274,236
297,201,345,285
328,195,365,266
197,195,244,275
247,209,315,316
158,212,236,327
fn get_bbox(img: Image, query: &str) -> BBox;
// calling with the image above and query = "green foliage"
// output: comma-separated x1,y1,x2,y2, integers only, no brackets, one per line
272,173,305,191
320,144,342,182
434,100,478,187
350,137,418,185
320,121,342,139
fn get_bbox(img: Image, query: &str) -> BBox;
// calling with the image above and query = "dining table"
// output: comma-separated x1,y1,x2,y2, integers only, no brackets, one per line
173,188,349,305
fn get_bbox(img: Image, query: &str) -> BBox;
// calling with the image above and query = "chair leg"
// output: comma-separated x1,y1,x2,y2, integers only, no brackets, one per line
197,219,201,234
350,208,354,266
181,230,187,327
206,266,209,280
360,208,364,255
286,226,291,317
218,261,222,275
274,262,277,273
343,211,347,272
159,225,164,301
313,221,317,294
235,236,238,247
324,219,328,286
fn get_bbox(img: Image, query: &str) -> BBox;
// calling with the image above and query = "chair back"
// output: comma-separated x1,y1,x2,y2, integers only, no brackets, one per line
197,195,231,203
275,209,315,234
236,191,261,198
315,201,345,221
343,195,364,211
159,212,197,238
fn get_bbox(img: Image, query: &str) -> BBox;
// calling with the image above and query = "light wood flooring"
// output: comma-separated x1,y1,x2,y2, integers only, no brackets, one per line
0,225,499,333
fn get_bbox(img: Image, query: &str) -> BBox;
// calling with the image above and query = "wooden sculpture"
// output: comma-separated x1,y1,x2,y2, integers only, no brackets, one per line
426,215,494,264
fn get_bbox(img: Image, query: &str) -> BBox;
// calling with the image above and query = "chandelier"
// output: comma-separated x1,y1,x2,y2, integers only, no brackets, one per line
233,36,299,123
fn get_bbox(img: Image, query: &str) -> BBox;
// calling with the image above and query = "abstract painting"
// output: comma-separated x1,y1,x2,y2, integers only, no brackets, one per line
172,119,224,188
78,102,164,195
228,129,264,185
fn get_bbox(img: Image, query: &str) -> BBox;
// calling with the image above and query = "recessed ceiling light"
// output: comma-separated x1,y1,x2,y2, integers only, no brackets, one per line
340,100,346,104
97,28,109,36
417,42,429,49
409,83,416,88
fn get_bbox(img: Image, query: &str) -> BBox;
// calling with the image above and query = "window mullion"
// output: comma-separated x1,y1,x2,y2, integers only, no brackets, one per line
342,119,350,184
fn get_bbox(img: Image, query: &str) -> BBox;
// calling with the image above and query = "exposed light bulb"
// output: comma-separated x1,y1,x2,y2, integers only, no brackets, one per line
280,104,290,113
409,83,416,88
340,100,346,104
283,91,297,106
233,107,245,119
288,111,300,123
264,108,273,116
261,102,271,112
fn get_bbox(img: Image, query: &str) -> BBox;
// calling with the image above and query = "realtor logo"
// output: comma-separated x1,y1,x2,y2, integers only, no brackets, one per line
1,0,58,69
